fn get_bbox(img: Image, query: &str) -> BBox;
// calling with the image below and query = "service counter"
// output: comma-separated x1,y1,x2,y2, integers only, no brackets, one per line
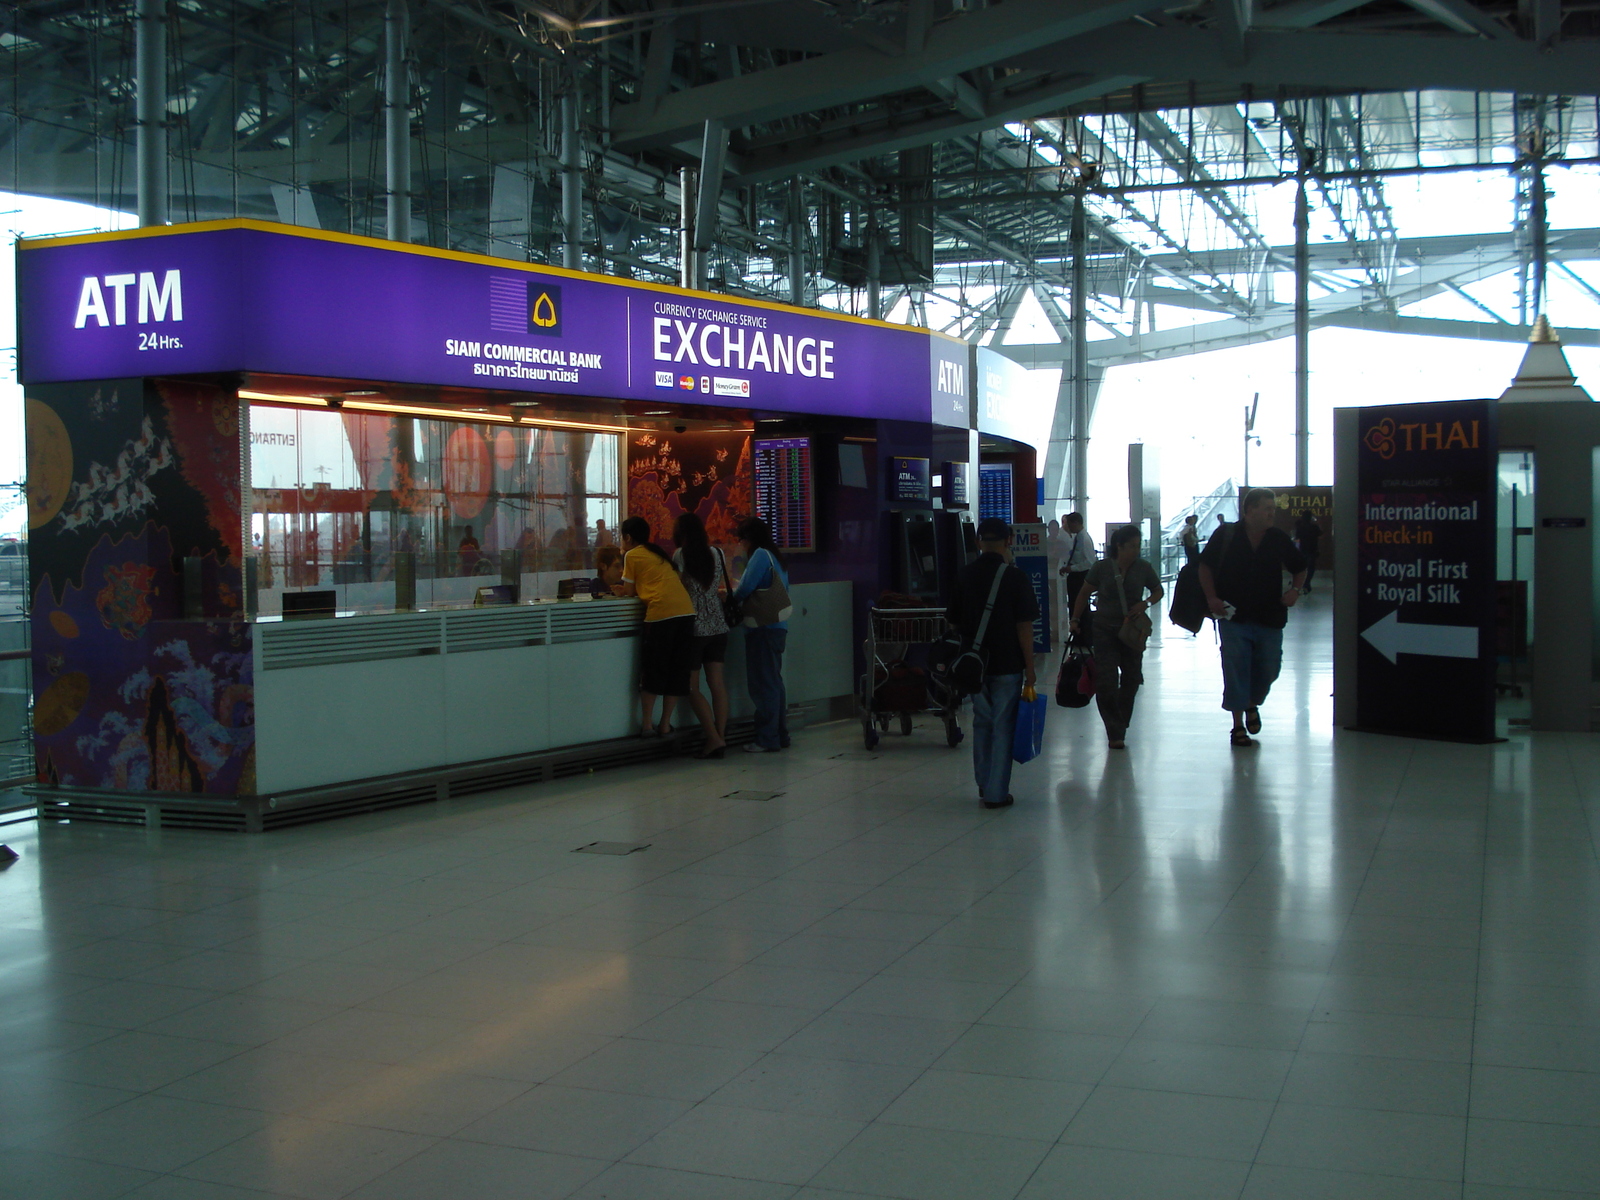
19,220,957,826
253,582,853,795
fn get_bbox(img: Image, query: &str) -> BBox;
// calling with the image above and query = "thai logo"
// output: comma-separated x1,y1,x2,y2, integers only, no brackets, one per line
1363,418,1397,460
1364,414,1481,458
527,283,562,337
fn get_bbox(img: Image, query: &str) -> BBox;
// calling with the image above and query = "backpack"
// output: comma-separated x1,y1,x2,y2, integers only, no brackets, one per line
1170,521,1238,633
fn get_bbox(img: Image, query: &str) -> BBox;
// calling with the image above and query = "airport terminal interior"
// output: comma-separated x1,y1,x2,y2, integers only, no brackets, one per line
3,0,1600,1196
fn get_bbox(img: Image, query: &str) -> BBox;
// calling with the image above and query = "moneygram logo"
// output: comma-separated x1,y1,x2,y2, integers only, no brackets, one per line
713,377,751,398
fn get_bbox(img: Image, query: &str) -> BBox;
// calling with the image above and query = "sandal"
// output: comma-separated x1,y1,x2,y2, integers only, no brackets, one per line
1231,728,1256,747
1245,708,1261,735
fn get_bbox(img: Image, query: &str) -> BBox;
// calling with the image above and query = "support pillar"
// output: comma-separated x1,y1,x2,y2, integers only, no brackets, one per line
788,178,806,306
135,0,167,227
691,119,726,290
1529,148,1548,318
384,0,411,243
561,89,583,271
678,167,696,289
1293,173,1311,487
1069,187,1090,516
866,229,882,320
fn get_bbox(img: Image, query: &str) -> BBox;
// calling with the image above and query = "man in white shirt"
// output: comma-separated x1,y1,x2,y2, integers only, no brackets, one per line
1046,518,1065,644
1059,512,1096,634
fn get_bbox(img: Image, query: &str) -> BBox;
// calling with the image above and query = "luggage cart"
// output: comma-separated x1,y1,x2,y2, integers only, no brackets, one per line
859,606,964,751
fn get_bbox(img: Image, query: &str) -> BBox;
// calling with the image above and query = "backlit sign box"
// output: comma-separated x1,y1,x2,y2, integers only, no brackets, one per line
888,456,932,504
18,221,942,424
1353,398,1497,742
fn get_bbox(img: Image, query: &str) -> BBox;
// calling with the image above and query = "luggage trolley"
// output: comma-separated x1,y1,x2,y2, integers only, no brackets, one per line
859,605,965,751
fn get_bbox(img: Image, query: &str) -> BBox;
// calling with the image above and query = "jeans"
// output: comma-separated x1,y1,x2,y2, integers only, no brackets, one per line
1218,619,1284,712
971,672,1023,801
1091,622,1144,741
744,626,789,749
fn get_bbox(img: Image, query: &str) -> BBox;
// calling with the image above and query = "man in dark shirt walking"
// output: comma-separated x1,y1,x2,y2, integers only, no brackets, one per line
1199,489,1308,747
948,518,1038,809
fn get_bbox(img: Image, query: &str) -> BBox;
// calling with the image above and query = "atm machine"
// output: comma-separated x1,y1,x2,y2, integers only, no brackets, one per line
889,509,942,602
934,511,977,603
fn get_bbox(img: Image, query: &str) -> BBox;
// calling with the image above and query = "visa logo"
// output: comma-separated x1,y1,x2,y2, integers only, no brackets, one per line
655,371,676,388
75,270,183,327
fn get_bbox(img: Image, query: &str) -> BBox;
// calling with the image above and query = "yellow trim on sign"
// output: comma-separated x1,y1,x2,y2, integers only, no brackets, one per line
19,217,932,334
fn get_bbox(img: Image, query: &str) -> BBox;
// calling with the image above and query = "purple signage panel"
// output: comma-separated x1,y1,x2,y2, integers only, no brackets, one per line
929,333,969,429
18,222,934,424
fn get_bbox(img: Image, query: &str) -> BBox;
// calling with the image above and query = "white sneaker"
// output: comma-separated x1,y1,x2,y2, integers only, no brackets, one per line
743,743,774,754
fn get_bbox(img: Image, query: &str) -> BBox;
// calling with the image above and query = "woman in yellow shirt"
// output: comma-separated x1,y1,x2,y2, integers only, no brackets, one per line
619,516,696,737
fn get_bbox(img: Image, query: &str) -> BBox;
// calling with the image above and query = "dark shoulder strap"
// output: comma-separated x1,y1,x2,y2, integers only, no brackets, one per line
971,561,1008,648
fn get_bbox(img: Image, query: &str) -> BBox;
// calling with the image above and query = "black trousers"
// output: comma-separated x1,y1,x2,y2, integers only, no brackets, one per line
1092,621,1144,741
1065,571,1089,614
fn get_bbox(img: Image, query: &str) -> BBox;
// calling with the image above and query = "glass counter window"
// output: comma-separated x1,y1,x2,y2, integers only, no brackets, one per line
248,404,620,617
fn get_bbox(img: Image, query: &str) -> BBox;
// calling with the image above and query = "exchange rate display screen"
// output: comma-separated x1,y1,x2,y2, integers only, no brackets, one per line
753,436,815,551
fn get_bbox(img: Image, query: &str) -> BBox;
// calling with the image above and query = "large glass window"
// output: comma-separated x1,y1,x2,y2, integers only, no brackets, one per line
249,404,620,616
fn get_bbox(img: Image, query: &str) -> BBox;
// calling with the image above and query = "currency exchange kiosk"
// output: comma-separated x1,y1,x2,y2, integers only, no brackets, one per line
19,220,969,827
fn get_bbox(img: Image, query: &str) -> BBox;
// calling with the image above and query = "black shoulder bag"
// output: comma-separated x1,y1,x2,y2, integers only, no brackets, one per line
950,563,1008,694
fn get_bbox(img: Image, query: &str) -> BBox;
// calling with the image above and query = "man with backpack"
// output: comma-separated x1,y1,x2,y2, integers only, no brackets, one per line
948,518,1038,809
1199,488,1308,747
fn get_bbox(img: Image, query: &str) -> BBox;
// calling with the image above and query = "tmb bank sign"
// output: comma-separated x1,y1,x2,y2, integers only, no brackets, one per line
1355,399,1497,741
17,221,940,424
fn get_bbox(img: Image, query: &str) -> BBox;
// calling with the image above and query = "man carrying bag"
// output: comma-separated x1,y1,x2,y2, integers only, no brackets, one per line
947,518,1038,810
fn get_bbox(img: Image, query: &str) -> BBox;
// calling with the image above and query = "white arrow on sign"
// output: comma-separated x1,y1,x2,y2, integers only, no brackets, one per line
1360,609,1479,666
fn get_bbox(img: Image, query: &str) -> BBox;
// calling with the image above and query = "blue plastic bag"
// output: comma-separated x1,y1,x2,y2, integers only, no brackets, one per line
1012,685,1047,764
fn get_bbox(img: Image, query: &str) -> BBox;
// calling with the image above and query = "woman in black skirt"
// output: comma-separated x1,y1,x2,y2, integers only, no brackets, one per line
619,516,696,737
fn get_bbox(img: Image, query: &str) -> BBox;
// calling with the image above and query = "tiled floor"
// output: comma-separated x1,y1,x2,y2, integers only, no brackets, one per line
3,593,1599,1199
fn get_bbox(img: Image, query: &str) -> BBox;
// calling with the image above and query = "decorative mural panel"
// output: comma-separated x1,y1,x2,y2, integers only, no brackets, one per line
627,430,753,549
27,378,255,795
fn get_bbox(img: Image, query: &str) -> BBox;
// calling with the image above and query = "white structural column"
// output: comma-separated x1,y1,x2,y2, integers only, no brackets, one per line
135,0,167,227
1070,186,1091,514
384,0,411,243
1294,172,1311,486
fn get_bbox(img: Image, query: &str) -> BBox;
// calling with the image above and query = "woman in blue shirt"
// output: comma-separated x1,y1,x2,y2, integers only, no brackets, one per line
733,516,790,753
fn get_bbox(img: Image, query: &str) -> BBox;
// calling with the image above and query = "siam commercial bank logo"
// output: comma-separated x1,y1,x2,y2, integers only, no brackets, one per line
527,283,562,337
73,270,183,328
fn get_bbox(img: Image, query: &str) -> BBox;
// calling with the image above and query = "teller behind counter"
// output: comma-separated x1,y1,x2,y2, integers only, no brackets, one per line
592,546,625,597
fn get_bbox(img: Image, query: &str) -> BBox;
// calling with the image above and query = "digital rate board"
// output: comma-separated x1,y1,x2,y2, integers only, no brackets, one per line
753,436,815,551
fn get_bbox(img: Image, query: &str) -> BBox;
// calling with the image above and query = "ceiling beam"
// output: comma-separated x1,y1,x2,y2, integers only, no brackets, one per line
729,72,1144,184
1398,0,1513,38
1003,24,1600,95
610,0,1167,151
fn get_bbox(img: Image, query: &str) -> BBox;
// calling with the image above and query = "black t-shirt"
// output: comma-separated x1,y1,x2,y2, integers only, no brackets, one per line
1200,522,1307,629
948,552,1039,677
